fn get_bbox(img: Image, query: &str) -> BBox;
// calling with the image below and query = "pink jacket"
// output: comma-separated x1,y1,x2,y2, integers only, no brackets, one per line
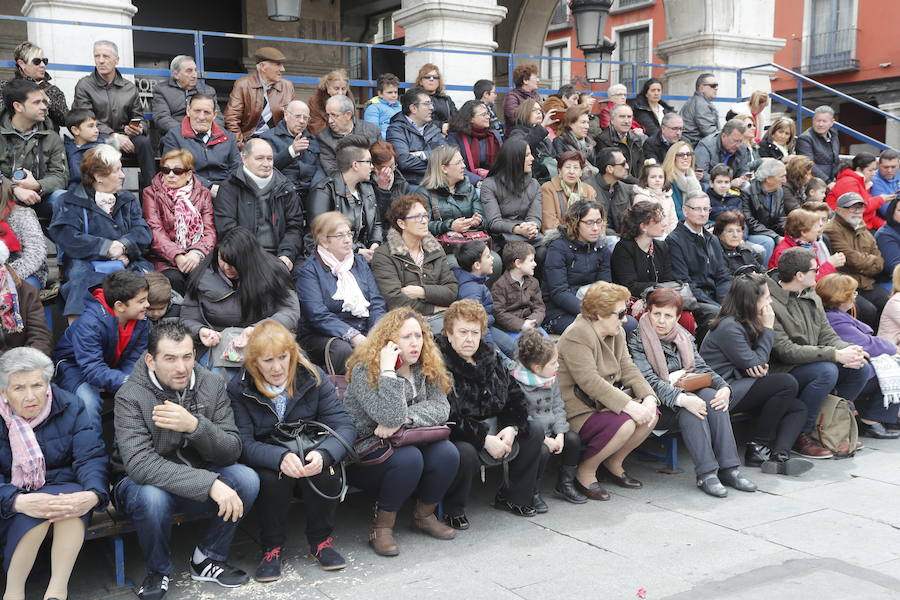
141,173,217,271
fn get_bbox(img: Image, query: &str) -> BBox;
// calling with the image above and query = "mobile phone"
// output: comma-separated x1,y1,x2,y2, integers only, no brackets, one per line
129,118,142,125
395,355,404,370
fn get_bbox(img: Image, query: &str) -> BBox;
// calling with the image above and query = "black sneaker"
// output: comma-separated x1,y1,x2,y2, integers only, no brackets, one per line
310,537,346,571
136,572,169,600
189,557,249,587
443,513,470,530
254,547,283,583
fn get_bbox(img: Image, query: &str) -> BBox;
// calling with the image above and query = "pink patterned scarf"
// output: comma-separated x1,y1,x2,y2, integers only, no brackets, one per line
166,181,203,249
0,265,22,334
0,387,52,490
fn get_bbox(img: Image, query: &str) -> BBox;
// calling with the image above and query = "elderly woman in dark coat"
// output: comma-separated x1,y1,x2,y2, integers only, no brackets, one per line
296,211,387,374
0,348,107,600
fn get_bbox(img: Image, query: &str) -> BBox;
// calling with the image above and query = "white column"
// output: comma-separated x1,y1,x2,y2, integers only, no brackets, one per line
655,0,784,124
394,0,507,107
880,102,900,151
21,0,138,104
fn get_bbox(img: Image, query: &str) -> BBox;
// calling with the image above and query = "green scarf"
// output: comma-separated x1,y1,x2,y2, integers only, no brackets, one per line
559,178,584,206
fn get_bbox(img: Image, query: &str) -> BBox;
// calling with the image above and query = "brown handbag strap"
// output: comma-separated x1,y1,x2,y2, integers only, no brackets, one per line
428,190,442,221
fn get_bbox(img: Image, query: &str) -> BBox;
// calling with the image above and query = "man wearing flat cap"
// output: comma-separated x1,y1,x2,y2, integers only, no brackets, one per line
823,191,889,329
224,47,296,147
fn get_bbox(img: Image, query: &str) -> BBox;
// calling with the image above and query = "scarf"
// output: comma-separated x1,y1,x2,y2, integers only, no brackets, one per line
317,245,370,318
672,170,702,196
509,361,556,388
264,382,288,421
95,191,117,215
870,354,900,408
0,265,23,334
0,217,21,253
243,167,273,190
0,387,52,490
559,178,584,206
463,128,500,172
166,180,203,249
637,313,695,381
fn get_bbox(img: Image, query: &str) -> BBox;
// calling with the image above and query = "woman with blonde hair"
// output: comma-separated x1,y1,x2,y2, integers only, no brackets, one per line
229,320,357,580
733,113,761,163
662,140,702,221
343,307,459,556
307,69,350,135
415,63,457,133
760,116,797,162
0,41,68,131
728,91,769,142
817,274,900,438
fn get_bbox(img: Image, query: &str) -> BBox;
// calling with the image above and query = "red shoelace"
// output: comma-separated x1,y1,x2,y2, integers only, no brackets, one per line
315,537,335,555
262,547,281,562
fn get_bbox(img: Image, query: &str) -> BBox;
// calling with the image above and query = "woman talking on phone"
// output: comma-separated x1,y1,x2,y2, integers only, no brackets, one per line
343,307,459,557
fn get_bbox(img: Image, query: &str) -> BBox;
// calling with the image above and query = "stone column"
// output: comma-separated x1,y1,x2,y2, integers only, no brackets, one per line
655,0,784,125
880,102,900,151
394,0,508,107
21,0,138,103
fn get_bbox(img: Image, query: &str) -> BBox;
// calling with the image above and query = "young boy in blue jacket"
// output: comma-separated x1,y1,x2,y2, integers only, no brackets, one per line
450,240,517,359
53,270,150,429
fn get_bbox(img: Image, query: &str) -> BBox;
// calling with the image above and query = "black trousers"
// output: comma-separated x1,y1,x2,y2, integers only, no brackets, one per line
161,268,188,296
856,287,889,331
443,424,543,517
255,467,342,550
128,134,157,192
298,332,353,375
732,373,807,455
535,430,582,492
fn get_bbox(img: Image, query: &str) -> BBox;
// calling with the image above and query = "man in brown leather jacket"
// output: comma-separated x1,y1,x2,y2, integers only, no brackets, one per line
71,40,156,190
223,47,296,148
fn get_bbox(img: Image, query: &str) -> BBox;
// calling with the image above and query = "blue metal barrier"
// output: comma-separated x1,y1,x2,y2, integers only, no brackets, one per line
0,13,893,149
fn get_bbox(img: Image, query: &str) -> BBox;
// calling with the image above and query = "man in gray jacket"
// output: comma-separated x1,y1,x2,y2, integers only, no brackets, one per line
316,94,380,176
694,119,751,186
680,72,721,146
113,322,259,600
151,55,219,136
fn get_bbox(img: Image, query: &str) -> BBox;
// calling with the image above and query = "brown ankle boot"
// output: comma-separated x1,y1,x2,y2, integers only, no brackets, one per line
369,508,399,556
412,502,456,540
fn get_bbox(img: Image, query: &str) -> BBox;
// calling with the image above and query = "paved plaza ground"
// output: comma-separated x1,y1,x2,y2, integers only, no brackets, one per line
36,431,900,599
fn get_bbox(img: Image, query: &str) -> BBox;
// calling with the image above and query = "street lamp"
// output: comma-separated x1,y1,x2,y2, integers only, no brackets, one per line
267,0,300,21
570,0,616,82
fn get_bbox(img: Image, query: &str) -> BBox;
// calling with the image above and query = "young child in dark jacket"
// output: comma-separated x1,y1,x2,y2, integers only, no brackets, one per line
53,270,150,429
450,240,517,359
707,164,743,223
490,241,546,338
63,109,102,191
509,329,586,509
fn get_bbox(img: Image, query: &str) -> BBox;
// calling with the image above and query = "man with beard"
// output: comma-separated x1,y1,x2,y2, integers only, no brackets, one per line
823,192,889,329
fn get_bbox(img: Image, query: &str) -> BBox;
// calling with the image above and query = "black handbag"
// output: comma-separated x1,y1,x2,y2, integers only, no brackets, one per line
476,416,520,487
641,281,698,312
270,419,359,501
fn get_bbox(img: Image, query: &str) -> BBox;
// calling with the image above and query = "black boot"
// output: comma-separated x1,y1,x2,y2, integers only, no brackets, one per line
744,441,770,467
554,465,588,504
762,450,814,476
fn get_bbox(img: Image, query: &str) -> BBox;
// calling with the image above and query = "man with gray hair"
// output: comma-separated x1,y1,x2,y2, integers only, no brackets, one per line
642,112,683,164
694,118,751,186
596,102,644,179
317,94,381,176
741,157,787,266
256,99,321,200
151,55,218,136
71,40,155,190
680,72,721,146
823,192,889,328
796,105,841,183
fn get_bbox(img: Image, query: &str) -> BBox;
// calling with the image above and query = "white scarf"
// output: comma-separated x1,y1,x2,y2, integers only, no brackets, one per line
243,167,273,189
317,245,370,318
673,170,702,195
95,191,117,214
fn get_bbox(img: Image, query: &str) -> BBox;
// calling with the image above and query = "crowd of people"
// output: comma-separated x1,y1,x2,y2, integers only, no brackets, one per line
2,38,900,600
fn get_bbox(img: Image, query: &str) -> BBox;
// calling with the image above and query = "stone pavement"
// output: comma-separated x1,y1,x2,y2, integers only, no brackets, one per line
53,433,900,599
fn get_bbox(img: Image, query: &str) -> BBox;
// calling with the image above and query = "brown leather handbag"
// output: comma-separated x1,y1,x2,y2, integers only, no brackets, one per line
676,372,713,393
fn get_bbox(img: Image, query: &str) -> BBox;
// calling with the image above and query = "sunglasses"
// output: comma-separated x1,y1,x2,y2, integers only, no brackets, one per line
29,57,49,66
609,309,627,320
421,74,440,80
160,166,191,175
675,152,694,159
704,82,719,89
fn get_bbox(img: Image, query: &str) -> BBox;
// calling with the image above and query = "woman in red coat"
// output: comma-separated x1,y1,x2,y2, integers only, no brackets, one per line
825,153,896,230
769,208,844,279
142,149,217,294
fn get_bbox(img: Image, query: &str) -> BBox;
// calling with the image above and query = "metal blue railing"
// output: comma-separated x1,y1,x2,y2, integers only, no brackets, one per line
0,14,892,149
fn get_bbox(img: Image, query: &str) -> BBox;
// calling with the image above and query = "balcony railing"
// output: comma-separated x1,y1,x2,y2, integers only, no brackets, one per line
794,28,860,75
549,0,568,26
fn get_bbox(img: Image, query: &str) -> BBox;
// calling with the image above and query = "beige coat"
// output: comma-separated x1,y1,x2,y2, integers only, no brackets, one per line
556,314,654,432
540,176,597,233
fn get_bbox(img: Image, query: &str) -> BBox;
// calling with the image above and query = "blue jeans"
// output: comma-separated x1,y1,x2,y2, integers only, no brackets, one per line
747,235,775,268
113,464,259,575
74,382,103,432
790,361,870,432
488,326,518,360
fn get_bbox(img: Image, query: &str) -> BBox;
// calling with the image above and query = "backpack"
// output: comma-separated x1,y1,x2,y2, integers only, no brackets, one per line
811,394,858,458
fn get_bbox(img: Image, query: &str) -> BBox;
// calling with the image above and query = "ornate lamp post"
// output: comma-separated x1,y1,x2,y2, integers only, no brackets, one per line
267,0,300,21
570,0,616,82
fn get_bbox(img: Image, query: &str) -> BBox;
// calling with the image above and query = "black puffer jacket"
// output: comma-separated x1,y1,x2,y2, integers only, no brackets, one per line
436,334,529,449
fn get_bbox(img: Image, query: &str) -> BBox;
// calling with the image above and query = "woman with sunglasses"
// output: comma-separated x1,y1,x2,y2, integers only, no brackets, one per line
662,141,702,221
556,281,659,501
0,42,67,132
142,149,216,294
415,64,456,135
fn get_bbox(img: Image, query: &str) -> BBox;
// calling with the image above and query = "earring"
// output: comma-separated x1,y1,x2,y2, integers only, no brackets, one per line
96,179,103,184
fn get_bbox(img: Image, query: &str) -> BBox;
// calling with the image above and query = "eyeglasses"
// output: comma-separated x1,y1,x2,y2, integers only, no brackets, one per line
447,159,466,167
421,74,441,80
355,159,373,165
807,266,820,274
473,111,490,118
703,82,719,89
160,166,191,175
613,160,629,167
29,57,49,66
665,126,684,132
415,100,434,107
403,213,430,222
607,309,628,320
580,218,605,228
326,112,345,120
684,205,711,212
675,152,694,159
326,231,353,240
